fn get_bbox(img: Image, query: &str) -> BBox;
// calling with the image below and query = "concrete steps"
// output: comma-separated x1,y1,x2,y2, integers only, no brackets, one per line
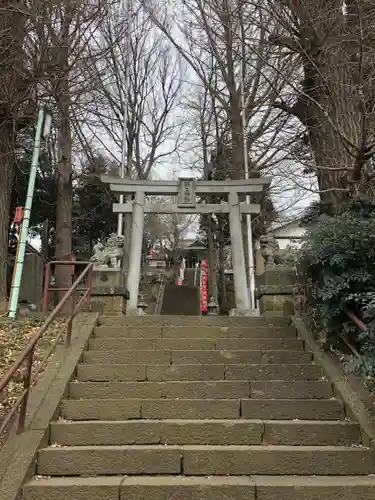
88,336,305,350
77,363,323,381
23,315,375,499
50,419,361,446
82,348,312,364
93,325,298,338
68,380,332,399
22,475,375,500
160,285,199,315
36,444,375,476
61,397,346,420
96,315,291,326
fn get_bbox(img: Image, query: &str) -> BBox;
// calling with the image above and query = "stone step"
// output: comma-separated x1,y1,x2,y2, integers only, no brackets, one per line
183,445,375,476
60,398,345,420
82,349,172,365
241,398,345,420
250,476,375,500
36,444,375,476
77,364,228,382
77,363,322,382
89,337,157,350
98,315,290,327
50,419,361,446
89,337,305,351
250,380,333,399
161,284,200,315
23,475,375,500
162,326,297,339
69,380,251,399
224,364,322,380
68,380,332,400
93,325,298,339
82,349,311,365
216,338,304,351
23,476,257,500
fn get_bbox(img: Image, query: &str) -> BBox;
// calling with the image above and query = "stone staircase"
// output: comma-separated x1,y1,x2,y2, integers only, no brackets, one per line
23,315,375,499
160,284,199,315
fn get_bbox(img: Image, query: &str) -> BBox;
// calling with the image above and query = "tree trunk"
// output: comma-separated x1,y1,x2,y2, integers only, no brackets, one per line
41,218,49,263
301,43,359,205
278,0,371,206
55,96,73,306
230,107,252,286
121,140,134,274
225,14,251,287
0,2,27,311
217,217,228,313
0,129,16,310
207,216,218,303
307,112,354,205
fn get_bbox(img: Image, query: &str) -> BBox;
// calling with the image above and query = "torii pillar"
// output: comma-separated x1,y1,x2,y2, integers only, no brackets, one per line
228,191,250,311
101,176,271,315
126,191,145,313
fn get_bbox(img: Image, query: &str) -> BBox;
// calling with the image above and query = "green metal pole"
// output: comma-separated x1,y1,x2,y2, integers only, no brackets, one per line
8,107,45,318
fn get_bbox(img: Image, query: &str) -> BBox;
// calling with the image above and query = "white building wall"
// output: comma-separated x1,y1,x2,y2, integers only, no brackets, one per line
255,221,306,250
273,222,305,249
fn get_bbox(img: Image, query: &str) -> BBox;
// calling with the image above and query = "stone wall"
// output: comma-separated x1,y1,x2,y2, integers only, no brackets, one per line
19,254,44,310
91,268,128,314
256,266,297,316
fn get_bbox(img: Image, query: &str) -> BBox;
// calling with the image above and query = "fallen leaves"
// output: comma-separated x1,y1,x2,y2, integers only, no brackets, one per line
0,317,67,440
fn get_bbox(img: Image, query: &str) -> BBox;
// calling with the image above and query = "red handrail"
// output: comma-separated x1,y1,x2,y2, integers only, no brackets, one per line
346,311,367,332
0,262,93,437
342,311,366,360
43,260,92,313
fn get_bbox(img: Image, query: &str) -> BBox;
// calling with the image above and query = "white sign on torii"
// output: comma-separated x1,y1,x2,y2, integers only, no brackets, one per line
101,176,271,314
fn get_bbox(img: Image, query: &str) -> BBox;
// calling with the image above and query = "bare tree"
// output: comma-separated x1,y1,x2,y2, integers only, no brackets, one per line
29,0,113,298
143,0,304,293
144,0,294,180
85,4,185,179
0,2,36,309
183,61,221,301
144,207,196,252
264,0,375,204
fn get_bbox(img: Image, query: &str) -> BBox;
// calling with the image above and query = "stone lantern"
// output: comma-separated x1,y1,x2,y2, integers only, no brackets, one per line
137,294,148,315
207,296,219,316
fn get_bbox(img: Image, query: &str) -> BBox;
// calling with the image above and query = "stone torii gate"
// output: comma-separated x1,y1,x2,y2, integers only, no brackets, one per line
101,176,271,314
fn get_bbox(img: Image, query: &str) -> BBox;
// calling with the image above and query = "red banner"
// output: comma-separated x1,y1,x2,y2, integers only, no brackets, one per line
200,259,208,313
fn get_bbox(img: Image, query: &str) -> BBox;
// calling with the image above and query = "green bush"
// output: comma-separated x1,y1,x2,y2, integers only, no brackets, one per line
299,199,375,375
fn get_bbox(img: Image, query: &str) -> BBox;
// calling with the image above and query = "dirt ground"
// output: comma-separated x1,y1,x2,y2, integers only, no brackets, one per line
0,317,66,446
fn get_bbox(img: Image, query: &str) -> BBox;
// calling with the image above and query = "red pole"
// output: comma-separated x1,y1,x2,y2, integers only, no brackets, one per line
42,263,50,313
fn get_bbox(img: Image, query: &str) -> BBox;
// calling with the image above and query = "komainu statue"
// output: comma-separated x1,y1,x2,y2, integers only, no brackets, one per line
259,233,297,268
91,233,125,268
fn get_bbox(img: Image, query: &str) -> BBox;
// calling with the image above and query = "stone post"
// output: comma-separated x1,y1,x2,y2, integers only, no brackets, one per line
91,268,129,314
256,266,296,316
127,191,145,314
228,191,250,311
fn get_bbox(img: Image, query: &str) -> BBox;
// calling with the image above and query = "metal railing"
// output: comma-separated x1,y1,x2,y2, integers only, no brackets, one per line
298,284,365,361
43,260,92,310
342,311,367,361
154,275,165,314
0,261,93,437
